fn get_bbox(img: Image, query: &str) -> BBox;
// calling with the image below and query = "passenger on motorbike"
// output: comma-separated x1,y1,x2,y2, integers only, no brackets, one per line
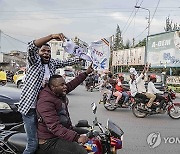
129,69,147,103
136,65,156,111
115,74,129,106
36,63,94,154
147,74,165,113
107,72,122,106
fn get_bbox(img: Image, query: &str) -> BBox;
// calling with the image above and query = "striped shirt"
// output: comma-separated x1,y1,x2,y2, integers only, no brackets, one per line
18,41,80,115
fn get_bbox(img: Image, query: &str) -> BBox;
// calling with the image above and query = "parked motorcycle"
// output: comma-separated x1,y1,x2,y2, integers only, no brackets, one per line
100,91,134,111
132,91,180,119
0,102,123,154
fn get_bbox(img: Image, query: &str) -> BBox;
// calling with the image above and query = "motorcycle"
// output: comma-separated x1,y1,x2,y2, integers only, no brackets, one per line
0,102,124,154
76,102,124,154
100,90,134,111
132,90,180,119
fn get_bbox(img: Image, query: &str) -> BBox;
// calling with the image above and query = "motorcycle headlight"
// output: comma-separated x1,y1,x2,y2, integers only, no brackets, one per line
0,102,11,109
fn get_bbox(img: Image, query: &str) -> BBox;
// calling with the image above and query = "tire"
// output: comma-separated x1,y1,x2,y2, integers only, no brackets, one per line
132,103,147,118
90,87,93,92
168,104,180,119
104,98,117,111
0,81,6,86
17,81,24,89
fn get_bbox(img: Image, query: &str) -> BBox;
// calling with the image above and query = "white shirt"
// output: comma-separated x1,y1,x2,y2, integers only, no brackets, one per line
42,64,50,87
31,64,50,108
137,73,146,93
147,81,163,94
129,74,144,97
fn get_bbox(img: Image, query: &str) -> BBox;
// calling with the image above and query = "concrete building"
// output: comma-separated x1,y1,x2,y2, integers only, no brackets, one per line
0,51,26,71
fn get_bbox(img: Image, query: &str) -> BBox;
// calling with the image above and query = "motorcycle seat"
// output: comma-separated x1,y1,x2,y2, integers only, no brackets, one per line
8,133,27,152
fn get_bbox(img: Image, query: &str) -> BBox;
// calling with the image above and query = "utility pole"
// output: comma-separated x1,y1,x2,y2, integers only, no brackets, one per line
135,6,151,64
0,29,1,52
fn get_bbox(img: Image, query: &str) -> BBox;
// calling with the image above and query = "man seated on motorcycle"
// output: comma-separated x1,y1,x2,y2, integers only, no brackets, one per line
136,64,156,111
115,74,129,106
36,63,94,154
147,74,165,113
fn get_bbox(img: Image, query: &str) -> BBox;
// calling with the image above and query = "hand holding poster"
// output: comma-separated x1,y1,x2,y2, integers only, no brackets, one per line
63,39,92,61
88,38,110,70
63,37,110,70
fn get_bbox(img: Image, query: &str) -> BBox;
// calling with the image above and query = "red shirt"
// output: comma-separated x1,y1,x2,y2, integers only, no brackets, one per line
115,79,123,92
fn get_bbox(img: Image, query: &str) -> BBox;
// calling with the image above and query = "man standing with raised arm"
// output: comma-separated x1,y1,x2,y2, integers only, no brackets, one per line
18,33,82,154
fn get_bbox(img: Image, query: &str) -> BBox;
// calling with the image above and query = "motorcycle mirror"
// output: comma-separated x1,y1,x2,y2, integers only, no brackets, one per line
91,102,97,114
0,124,5,130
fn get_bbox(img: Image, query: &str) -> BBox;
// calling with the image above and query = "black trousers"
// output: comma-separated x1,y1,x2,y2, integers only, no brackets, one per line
156,94,165,108
135,93,147,103
36,127,88,154
36,138,87,154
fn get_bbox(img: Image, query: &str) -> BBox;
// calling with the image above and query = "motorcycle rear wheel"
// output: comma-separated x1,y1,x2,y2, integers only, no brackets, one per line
104,99,117,111
168,104,180,119
132,103,147,118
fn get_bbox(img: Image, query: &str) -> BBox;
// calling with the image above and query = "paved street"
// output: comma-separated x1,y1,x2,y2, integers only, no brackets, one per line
67,85,180,154
5,83,180,154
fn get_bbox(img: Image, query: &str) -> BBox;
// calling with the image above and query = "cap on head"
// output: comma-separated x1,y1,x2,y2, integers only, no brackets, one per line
149,74,156,80
129,68,137,76
118,73,123,78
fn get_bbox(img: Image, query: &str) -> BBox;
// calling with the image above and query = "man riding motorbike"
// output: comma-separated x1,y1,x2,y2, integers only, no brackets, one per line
147,74,165,113
129,65,156,110
135,64,156,111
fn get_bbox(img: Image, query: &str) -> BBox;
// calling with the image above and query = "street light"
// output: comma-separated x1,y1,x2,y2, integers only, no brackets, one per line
135,6,151,36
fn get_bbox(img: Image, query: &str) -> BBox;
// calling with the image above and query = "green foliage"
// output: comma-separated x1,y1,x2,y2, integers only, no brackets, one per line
164,17,180,32
113,25,124,51
168,85,180,93
135,38,146,47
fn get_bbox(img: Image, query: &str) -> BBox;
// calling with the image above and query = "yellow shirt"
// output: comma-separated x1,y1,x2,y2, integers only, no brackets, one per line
0,71,7,80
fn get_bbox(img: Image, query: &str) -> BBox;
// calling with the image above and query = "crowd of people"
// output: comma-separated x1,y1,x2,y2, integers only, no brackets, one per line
92,63,165,113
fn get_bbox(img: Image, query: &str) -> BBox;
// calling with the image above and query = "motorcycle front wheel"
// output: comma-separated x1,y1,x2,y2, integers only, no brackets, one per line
132,103,147,118
168,104,180,119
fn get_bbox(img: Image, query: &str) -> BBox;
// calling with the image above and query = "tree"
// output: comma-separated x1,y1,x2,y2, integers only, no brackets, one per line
134,38,146,47
113,25,124,51
164,17,180,32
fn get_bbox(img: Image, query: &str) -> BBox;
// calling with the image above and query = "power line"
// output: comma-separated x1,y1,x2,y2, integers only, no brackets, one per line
150,0,161,24
2,31,27,45
121,0,139,32
122,0,144,35
0,6,179,12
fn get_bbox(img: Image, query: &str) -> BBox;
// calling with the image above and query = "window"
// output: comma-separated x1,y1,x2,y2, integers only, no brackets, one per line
56,50,60,55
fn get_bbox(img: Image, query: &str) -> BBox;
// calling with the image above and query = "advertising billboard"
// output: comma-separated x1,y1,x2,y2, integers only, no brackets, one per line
147,30,180,67
112,46,145,66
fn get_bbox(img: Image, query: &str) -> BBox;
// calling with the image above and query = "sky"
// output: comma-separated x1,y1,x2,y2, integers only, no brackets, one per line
0,0,179,52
